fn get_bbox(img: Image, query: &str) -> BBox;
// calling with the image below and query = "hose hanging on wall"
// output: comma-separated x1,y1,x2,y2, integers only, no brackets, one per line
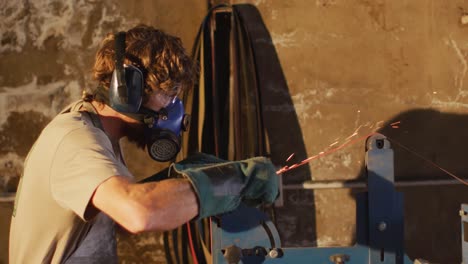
182,4,269,161
160,4,276,263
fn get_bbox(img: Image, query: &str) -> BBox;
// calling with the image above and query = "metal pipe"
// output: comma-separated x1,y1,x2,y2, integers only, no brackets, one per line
283,181,366,190
282,179,467,190
0,179,464,203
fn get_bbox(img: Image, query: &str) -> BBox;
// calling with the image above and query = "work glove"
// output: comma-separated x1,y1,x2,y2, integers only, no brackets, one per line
169,153,279,220
140,152,226,183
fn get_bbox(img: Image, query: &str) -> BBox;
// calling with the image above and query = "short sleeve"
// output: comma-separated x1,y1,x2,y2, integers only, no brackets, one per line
50,127,131,221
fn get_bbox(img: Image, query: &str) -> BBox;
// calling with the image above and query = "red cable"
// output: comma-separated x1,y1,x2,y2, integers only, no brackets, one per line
186,222,199,264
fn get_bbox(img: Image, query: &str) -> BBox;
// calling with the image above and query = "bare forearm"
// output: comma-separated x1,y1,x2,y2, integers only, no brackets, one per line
93,176,198,233
131,178,198,231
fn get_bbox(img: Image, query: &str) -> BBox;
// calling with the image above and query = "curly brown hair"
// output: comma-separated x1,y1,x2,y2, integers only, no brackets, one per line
92,24,195,102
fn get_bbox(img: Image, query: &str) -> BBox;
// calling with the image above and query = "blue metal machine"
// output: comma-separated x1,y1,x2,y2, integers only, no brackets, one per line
210,133,414,263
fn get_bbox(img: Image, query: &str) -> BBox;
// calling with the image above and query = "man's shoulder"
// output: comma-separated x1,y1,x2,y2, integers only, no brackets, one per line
43,111,109,148
49,110,89,130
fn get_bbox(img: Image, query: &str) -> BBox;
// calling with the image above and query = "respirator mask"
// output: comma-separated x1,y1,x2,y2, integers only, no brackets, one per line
106,31,190,162
138,98,190,162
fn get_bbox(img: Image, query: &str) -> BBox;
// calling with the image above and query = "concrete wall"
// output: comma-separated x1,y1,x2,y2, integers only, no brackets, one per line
1,0,468,263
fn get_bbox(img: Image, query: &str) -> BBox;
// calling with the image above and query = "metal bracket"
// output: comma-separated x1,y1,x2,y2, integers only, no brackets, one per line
211,133,413,263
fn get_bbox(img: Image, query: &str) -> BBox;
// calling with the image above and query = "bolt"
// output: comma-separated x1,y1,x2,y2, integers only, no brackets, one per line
460,209,467,217
378,221,387,231
268,248,280,258
376,139,384,149
330,254,350,264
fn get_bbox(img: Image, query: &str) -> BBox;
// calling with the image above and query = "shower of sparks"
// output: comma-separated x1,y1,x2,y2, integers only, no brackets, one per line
276,120,395,175
274,119,468,186
345,132,358,141
285,153,295,162
391,121,401,128
276,132,377,174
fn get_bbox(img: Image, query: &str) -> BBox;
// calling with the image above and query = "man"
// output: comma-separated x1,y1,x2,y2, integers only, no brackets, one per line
9,24,278,263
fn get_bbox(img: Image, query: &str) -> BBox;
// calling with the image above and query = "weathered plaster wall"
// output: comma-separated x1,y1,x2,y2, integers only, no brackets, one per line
232,0,468,262
1,0,468,263
0,1,206,263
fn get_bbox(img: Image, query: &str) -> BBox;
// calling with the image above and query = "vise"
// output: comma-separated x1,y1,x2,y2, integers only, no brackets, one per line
210,133,414,264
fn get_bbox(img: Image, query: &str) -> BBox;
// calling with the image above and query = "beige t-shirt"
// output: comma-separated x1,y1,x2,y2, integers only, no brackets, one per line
9,103,132,264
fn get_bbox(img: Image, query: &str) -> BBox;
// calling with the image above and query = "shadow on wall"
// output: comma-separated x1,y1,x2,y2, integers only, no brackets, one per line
352,108,468,263
232,4,316,246
233,4,468,262
269,109,468,261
